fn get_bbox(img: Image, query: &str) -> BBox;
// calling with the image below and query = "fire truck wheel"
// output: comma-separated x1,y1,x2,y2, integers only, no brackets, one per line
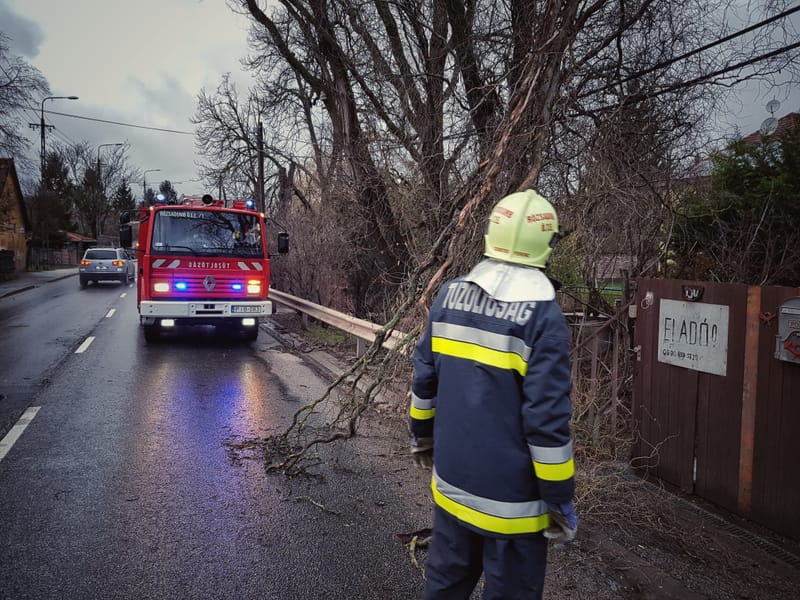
143,325,160,343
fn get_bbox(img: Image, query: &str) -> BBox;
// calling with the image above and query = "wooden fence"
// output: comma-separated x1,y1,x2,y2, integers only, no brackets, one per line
632,278,800,539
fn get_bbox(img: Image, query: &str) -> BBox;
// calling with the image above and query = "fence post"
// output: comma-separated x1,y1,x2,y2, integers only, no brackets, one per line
590,333,600,444
737,285,761,514
611,301,621,453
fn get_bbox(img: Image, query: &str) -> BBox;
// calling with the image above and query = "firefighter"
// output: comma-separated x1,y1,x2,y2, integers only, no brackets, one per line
410,189,576,599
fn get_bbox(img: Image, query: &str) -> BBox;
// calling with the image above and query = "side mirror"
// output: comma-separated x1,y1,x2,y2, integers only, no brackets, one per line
276,232,289,254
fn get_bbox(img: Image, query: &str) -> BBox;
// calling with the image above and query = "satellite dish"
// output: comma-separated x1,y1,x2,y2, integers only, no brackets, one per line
766,99,781,115
760,117,779,136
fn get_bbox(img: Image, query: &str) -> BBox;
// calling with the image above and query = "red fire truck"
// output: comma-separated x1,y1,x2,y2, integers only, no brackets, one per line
120,194,288,342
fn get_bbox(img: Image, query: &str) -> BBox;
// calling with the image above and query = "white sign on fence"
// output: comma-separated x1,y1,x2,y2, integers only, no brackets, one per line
657,299,729,376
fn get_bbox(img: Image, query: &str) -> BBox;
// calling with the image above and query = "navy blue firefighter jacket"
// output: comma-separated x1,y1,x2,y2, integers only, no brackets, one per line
410,262,575,537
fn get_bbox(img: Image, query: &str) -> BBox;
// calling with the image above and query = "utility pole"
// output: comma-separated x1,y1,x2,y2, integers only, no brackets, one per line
27,95,78,267
29,96,79,179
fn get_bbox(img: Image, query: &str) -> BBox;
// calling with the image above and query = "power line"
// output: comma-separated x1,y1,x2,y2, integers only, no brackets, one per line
639,39,800,101
41,109,195,135
36,8,795,147
3,58,193,140
48,127,76,147
1,57,84,151
580,5,800,99
6,7,796,155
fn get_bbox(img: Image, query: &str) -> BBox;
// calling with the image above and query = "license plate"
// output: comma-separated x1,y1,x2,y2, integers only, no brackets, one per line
232,305,262,313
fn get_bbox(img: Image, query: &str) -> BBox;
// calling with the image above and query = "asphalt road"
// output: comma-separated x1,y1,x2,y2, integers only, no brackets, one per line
0,276,430,599
0,276,125,437
8,273,800,600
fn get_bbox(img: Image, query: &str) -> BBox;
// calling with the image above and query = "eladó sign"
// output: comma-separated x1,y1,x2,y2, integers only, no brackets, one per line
657,299,729,376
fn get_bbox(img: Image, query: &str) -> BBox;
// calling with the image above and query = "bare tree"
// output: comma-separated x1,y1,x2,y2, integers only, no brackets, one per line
56,141,137,238
0,33,50,179
214,0,800,467
193,74,315,210
193,74,262,201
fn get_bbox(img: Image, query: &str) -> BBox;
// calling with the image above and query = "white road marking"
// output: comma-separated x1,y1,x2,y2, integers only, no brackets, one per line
120,292,127,298
75,336,95,353
0,406,41,462
106,309,116,318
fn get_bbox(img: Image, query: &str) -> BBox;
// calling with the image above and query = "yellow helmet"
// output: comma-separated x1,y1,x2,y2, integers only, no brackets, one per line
484,190,559,268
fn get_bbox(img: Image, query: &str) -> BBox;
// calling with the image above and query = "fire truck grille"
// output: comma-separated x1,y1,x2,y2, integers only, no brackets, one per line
162,274,258,298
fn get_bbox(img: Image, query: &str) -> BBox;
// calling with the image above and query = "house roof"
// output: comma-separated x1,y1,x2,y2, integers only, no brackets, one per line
66,232,96,242
596,254,636,280
0,158,30,231
741,112,799,145
681,111,799,183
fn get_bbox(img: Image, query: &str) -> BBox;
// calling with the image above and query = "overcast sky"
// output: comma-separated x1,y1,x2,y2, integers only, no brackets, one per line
2,0,798,200
2,0,253,198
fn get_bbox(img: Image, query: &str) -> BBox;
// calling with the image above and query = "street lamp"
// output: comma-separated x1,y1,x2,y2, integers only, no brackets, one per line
143,169,161,203
39,95,79,178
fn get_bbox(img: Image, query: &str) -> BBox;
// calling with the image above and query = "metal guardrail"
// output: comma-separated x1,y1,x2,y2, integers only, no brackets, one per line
268,287,612,356
268,288,406,352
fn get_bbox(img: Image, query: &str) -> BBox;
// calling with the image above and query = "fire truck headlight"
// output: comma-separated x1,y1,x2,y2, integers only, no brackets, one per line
247,279,261,294
242,318,256,327
154,282,170,293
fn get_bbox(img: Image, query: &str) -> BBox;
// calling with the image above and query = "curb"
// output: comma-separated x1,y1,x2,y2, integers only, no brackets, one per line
259,319,347,382
0,284,35,299
259,318,406,404
0,272,77,299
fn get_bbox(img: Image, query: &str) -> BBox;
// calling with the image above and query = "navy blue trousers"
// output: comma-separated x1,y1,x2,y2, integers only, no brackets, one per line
424,507,548,600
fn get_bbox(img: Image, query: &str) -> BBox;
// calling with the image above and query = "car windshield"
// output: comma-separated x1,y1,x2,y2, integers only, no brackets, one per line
86,250,117,260
151,209,264,258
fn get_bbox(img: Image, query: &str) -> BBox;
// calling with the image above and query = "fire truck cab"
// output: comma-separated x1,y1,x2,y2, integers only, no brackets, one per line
120,194,288,342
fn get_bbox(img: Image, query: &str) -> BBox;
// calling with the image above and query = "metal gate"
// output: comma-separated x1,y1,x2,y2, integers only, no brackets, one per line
632,278,800,539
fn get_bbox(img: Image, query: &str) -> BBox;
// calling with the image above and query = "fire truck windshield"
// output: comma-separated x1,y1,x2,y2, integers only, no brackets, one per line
151,209,264,258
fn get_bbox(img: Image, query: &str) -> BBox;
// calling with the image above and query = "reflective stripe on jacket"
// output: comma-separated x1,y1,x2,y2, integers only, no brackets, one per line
410,266,574,537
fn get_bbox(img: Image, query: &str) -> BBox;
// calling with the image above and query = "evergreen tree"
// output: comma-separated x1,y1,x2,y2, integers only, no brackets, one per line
73,167,104,239
112,178,136,212
159,180,178,204
27,153,77,247
673,123,800,285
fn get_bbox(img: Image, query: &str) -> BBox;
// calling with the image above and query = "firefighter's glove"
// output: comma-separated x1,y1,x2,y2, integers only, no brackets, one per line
410,437,433,470
544,501,577,545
